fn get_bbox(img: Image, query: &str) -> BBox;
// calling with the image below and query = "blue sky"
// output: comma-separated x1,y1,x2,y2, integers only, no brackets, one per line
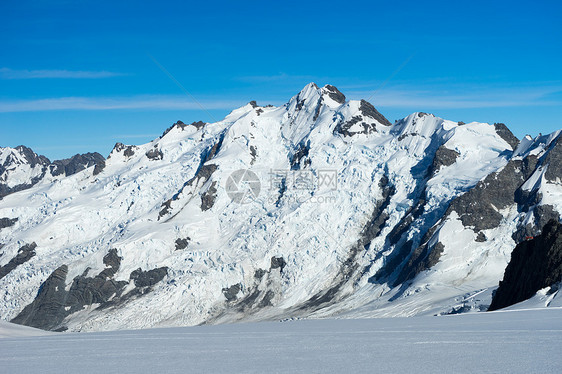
1,0,561,160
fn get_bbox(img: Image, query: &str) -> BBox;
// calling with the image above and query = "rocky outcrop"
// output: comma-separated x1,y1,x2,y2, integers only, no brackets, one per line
0,146,50,198
359,100,392,126
270,256,286,273
290,141,311,170
50,152,105,177
543,136,562,183
1,146,105,198
446,159,533,232
200,182,217,211
222,283,241,302
93,160,106,175
323,85,346,104
429,145,460,175
489,220,562,311
494,123,520,150
175,237,190,250
11,265,69,331
145,147,164,161
0,243,36,280
0,217,18,230
130,267,168,288
12,249,168,331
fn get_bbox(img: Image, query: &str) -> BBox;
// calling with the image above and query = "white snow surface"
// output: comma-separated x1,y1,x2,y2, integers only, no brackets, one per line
1,83,561,331
0,320,50,339
1,308,561,373
0,146,48,188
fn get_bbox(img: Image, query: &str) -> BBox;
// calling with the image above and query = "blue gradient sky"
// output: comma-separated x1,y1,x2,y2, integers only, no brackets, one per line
1,0,561,160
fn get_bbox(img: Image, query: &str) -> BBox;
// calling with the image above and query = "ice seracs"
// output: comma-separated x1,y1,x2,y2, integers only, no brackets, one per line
1,83,561,331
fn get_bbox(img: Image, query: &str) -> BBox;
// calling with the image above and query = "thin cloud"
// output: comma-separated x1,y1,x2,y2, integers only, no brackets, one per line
0,95,244,113
348,84,562,109
0,68,125,79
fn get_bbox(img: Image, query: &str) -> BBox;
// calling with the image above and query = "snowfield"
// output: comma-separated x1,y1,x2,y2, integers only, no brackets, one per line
1,308,561,373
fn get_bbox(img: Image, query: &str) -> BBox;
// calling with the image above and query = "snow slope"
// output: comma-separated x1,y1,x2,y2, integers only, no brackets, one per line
1,83,561,331
0,320,49,338
1,309,561,373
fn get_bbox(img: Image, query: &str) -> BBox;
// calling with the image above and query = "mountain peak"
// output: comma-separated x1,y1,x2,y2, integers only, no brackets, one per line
2,84,562,332
321,84,346,104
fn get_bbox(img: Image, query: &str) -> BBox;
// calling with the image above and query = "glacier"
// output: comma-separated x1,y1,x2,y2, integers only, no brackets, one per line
1,83,561,331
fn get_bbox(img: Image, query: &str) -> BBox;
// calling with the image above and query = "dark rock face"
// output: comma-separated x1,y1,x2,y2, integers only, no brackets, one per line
336,115,378,137
249,145,257,165
222,283,241,302
290,141,311,170
359,100,392,126
447,159,532,232
270,256,286,273
109,143,136,158
200,182,217,211
190,121,206,130
476,232,487,242
254,268,266,279
0,146,50,199
494,123,520,150
130,267,168,288
323,85,346,104
429,145,460,175
12,249,127,330
159,164,218,218
161,119,205,137
93,160,105,175
145,147,163,161
11,265,69,331
50,152,105,177
258,290,275,307
0,243,36,280
543,136,562,183
489,220,562,311
334,100,391,136
0,217,18,230
93,160,106,176
394,242,445,286
312,97,323,121
11,249,168,331
175,238,190,250
123,146,135,158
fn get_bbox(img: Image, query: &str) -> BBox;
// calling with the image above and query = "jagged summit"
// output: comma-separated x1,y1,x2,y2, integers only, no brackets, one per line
1,84,561,332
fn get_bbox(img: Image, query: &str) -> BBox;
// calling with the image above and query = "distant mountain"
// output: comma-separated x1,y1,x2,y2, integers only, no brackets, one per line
1,83,561,331
0,146,104,199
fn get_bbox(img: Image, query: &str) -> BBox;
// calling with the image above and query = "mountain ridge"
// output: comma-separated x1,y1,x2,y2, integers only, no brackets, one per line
1,83,561,331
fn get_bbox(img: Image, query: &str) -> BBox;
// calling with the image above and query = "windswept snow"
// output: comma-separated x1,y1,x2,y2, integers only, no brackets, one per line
0,320,49,339
1,309,561,373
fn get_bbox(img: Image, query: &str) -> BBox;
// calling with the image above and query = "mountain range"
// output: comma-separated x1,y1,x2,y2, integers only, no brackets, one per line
1,83,561,332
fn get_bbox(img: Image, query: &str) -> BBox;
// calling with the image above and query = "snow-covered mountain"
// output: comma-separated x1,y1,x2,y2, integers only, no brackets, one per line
1,83,561,331
0,145,104,198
